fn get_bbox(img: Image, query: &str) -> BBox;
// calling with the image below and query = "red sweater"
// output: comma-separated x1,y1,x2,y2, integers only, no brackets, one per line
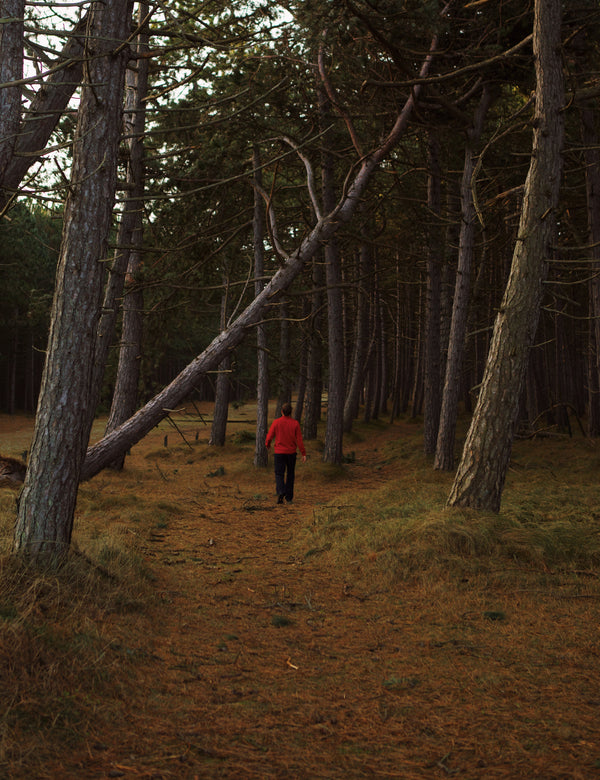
265,415,306,456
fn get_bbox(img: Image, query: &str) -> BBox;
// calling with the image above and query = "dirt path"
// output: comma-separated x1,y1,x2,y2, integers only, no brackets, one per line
98,480,418,779
62,486,600,778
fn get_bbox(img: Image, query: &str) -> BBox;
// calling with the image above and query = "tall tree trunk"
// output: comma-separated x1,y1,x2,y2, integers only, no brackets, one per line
344,240,371,431
303,254,324,440
210,357,231,446
253,147,269,466
424,131,443,454
588,299,600,435
14,0,133,561
209,283,231,447
411,282,424,418
440,186,460,395
275,297,292,415
322,127,345,464
105,262,144,458
104,2,151,467
294,360,307,420
377,294,388,416
8,320,17,415
364,286,379,421
581,103,600,436
390,256,403,422
553,303,570,432
448,0,565,511
435,84,493,470
294,302,309,421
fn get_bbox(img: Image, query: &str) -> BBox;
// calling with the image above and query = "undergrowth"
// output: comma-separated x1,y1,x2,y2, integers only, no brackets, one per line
298,426,600,588
0,491,156,777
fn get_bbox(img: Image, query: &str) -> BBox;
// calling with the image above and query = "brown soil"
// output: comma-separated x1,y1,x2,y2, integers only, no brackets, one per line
2,407,600,779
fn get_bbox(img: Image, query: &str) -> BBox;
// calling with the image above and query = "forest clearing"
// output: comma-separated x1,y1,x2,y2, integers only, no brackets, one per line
1,405,600,779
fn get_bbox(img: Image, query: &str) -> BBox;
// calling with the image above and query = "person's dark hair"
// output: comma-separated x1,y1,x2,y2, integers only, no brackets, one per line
281,402,292,416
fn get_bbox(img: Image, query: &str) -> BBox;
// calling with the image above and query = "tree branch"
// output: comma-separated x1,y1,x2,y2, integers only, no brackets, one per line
280,135,322,220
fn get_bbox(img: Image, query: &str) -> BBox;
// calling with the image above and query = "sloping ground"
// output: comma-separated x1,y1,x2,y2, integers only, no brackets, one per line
1,408,600,779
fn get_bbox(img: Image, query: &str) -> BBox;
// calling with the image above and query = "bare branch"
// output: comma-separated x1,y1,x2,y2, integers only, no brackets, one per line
281,135,322,220
253,179,290,264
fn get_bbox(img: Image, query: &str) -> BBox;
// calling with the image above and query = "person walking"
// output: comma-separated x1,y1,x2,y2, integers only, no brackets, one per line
265,402,306,504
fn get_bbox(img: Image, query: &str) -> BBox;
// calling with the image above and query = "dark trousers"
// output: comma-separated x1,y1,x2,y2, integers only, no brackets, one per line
274,453,297,501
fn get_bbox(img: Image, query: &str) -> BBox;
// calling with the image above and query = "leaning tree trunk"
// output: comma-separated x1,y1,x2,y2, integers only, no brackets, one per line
80,27,444,481
434,83,493,471
447,0,564,511
253,146,269,467
13,0,133,561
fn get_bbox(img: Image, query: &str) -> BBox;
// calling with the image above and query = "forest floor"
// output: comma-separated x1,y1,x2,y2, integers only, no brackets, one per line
1,405,600,779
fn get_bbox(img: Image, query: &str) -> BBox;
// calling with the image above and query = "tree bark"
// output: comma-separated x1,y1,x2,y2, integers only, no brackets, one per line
104,2,151,467
294,336,308,421
322,237,344,462
13,1,133,560
390,254,403,422
410,282,424,419
580,103,600,435
0,1,24,193
434,84,493,470
344,240,370,431
423,130,443,454
253,146,269,467
275,297,292,415
588,301,600,436
448,0,565,511
321,100,345,464
302,253,324,440
363,283,379,421
209,356,231,446
377,293,388,416
209,283,231,447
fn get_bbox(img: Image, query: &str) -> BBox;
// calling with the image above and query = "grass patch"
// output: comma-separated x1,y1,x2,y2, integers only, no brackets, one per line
298,433,600,587
0,549,155,775
271,614,294,628
0,470,161,775
232,429,256,445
